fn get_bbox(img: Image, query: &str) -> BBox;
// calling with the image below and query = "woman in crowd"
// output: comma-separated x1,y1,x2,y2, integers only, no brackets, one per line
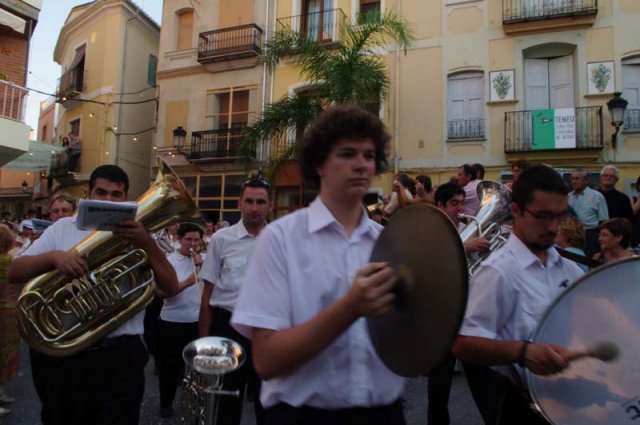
385,173,415,216
555,217,589,272
414,175,435,204
505,159,528,190
0,224,18,416
593,218,634,265
48,192,76,222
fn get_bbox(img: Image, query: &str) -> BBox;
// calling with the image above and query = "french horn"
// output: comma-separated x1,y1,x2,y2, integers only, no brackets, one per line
17,159,196,356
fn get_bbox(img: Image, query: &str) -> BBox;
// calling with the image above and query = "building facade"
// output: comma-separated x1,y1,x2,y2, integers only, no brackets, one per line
155,0,269,223
54,0,160,197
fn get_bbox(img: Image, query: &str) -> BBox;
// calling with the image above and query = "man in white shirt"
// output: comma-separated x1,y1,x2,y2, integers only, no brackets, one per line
456,163,481,215
8,164,179,425
231,105,404,425
453,165,584,425
156,223,203,418
198,177,273,425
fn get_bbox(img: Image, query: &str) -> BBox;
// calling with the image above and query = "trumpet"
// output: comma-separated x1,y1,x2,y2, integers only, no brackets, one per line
189,248,205,296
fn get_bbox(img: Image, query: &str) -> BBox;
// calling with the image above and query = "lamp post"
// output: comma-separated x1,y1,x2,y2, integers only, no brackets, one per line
173,126,187,153
607,92,628,149
21,180,28,193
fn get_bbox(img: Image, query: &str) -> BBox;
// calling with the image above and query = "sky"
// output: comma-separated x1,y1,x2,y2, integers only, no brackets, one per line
25,0,163,136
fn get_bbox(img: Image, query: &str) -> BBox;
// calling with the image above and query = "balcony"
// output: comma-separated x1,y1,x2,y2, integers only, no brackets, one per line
56,66,84,103
502,0,597,34
625,109,640,132
277,8,347,46
197,24,263,71
190,127,254,161
447,118,485,141
0,79,30,166
505,106,603,156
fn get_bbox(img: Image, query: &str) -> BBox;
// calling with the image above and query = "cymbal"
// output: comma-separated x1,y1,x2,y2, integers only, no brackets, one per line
367,204,468,377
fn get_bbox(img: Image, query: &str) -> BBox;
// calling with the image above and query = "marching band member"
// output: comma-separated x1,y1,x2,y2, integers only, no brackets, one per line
8,165,179,425
231,106,405,425
155,222,202,418
453,165,585,425
198,177,272,425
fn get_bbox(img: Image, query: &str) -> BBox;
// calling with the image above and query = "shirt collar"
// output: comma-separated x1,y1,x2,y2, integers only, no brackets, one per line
308,196,378,238
507,233,562,269
233,219,261,240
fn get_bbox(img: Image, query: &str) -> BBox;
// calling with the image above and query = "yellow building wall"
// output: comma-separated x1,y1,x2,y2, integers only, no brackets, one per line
447,6,483,35
220,0,255,27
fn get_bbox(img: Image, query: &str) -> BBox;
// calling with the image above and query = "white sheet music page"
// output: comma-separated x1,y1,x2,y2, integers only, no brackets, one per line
76,199,138,231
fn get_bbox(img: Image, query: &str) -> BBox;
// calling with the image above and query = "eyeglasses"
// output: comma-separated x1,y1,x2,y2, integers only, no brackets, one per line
601,174,618,179
242,177,270,190
524,207,570,223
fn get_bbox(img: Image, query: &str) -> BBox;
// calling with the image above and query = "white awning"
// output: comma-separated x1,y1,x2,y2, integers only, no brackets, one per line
0,7,26,34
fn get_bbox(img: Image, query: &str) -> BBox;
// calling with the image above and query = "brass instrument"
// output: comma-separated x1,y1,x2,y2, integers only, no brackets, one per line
189,248,205,296
17,159,196,356
182,337,245,425
154,228,176,254
458,181,512,275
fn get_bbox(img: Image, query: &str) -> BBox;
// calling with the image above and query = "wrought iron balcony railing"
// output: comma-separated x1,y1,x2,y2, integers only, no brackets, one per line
505,106,603,153
448,118,485,140
198,24,263,63
625,109,640,131
57,67,84,101
0,79,28,122
190,127,254,160
277,8,347,44
503,0,598,24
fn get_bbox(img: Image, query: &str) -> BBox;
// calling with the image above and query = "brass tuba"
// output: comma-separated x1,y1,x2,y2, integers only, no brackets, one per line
17,159,196,356
458,181,512,275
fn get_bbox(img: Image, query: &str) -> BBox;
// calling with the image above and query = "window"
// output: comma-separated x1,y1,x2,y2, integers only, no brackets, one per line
147,55,158,87
181,173,246,223
176,9,194,50
41,124,48,142
447,72,484,139
205,88,257,130
360,0,381,18
622,57,640,130
69,119,81,138
59,45,86,97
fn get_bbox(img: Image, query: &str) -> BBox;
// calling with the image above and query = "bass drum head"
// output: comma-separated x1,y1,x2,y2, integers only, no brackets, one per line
527,257,640,425
367,204,468,377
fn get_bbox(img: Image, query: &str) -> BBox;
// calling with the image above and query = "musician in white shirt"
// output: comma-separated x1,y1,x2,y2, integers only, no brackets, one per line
232,106,405,425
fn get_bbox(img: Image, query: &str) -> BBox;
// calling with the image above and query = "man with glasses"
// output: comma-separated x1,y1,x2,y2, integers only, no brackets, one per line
198,177,272,425
453,165,585,425
598,165,632,221
231,106,405,425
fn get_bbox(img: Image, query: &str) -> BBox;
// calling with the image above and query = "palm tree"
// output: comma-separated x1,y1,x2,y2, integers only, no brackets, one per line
240,10,413,177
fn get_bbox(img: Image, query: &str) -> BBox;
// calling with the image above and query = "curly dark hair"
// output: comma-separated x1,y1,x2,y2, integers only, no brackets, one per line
299,105,390,187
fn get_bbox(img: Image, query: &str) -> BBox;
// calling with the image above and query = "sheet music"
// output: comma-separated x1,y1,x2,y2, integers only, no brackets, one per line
76,199,138,231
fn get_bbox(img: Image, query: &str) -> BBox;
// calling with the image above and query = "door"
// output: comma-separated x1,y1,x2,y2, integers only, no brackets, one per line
549,55,574,108
304,0,332,42
448,73,484,138
622,60,640,129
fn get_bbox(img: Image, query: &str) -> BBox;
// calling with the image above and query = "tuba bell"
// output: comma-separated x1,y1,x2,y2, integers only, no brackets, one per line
458,181,512,275
17,159,196,356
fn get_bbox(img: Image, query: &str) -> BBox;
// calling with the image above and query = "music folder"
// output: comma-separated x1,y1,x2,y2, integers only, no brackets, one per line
76,199,138,231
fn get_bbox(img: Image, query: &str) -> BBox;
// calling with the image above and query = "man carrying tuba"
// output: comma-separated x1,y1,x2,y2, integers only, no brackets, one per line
8,165,180,425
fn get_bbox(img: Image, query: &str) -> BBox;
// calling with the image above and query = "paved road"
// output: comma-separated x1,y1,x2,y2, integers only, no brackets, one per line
2,342,484,425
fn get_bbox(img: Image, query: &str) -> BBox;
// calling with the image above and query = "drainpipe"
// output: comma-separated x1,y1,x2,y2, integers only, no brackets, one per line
393,0,401,174
261,0,272,162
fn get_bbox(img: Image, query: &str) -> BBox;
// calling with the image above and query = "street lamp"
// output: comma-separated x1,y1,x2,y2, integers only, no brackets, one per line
607,92,628,149
173,126,187,152
21,180,28,193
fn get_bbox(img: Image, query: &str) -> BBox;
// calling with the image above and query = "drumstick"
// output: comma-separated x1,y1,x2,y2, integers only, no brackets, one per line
564,341,620,363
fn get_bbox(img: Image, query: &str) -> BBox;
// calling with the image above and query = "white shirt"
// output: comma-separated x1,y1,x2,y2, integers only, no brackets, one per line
459,233,584,384
160,251,200,323
463,179,481,215
231,197,405,409
19,216,145,337
199,220,259,311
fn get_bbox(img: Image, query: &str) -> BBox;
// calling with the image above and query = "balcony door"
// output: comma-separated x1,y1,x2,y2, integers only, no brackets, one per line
622,58,640,130
303,0,333,42
447,72,484,139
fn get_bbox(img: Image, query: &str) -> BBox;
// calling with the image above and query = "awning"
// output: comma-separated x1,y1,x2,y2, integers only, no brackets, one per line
0,7,26,34
1,140,66,173
68,44,86,70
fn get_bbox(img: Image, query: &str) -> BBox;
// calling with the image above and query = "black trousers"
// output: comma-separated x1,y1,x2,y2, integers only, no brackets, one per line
210,307,264,425
156,320,199,409
497,383,549,425
463,363,509,425
427,351,456,425
263,400,405,425
30,335,148,425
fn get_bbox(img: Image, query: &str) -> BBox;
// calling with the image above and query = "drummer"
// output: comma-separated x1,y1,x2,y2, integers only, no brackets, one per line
452,165,585,425
231,105,405,425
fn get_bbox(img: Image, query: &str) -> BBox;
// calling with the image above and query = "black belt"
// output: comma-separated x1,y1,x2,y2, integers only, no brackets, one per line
89,334,140,351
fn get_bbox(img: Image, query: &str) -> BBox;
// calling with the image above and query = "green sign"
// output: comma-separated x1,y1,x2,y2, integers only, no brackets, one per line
532,108,576,150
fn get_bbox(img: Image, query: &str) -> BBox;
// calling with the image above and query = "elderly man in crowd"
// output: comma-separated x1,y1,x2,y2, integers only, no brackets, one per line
598,165,632,220
568,168,608,257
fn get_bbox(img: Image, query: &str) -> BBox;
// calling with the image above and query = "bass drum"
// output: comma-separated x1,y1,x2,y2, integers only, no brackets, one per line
526,257,640,425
